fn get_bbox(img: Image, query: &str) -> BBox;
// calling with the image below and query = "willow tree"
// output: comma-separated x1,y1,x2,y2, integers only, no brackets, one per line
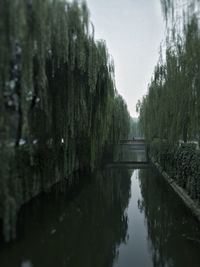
0,0,130,242
139,0,200,146
137,0,200,207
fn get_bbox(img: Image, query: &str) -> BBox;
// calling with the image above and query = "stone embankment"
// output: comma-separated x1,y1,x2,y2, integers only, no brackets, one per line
151,156,200,222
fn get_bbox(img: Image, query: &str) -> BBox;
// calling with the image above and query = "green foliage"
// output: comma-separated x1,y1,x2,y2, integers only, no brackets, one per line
138,13,200,145
174,144,200,200
150,141,200,203
150,139,176,175
138,1,200,208
0,0,130,242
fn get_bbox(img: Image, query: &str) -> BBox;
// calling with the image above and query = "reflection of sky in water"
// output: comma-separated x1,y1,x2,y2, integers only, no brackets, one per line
114,170,153,267
21,260,33,267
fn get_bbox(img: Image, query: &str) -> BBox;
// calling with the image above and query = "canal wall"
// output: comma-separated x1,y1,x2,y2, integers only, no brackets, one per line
0,152,81,243
0,143,115,243
150,156,200,222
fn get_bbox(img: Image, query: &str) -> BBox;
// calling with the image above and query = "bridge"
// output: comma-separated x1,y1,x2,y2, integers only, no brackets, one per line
108,139,149,168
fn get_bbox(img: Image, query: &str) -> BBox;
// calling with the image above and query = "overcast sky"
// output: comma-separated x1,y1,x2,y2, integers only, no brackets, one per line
86,0,165,117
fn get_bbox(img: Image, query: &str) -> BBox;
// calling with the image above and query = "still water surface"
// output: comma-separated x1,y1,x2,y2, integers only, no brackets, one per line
0,166,200,267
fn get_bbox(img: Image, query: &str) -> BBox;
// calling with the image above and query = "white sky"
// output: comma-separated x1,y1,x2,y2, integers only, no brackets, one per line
86,0,165,117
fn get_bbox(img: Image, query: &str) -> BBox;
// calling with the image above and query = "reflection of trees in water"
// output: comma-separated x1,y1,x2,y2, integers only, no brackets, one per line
138,169,200,267
60,168,132,267
0,168,132,267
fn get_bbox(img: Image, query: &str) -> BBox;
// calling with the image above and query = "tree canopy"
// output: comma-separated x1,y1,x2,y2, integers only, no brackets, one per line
138,0,200,146
0,0,130,242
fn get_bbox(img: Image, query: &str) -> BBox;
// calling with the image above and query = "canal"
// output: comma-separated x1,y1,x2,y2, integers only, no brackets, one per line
0,149,200,267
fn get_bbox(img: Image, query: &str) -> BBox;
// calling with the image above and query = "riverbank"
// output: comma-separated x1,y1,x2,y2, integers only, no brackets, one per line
150,156,200,222
0,163,84,242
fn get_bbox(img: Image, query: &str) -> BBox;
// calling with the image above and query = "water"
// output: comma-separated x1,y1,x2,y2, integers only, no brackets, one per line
114,169,200,267
0,164,200,266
